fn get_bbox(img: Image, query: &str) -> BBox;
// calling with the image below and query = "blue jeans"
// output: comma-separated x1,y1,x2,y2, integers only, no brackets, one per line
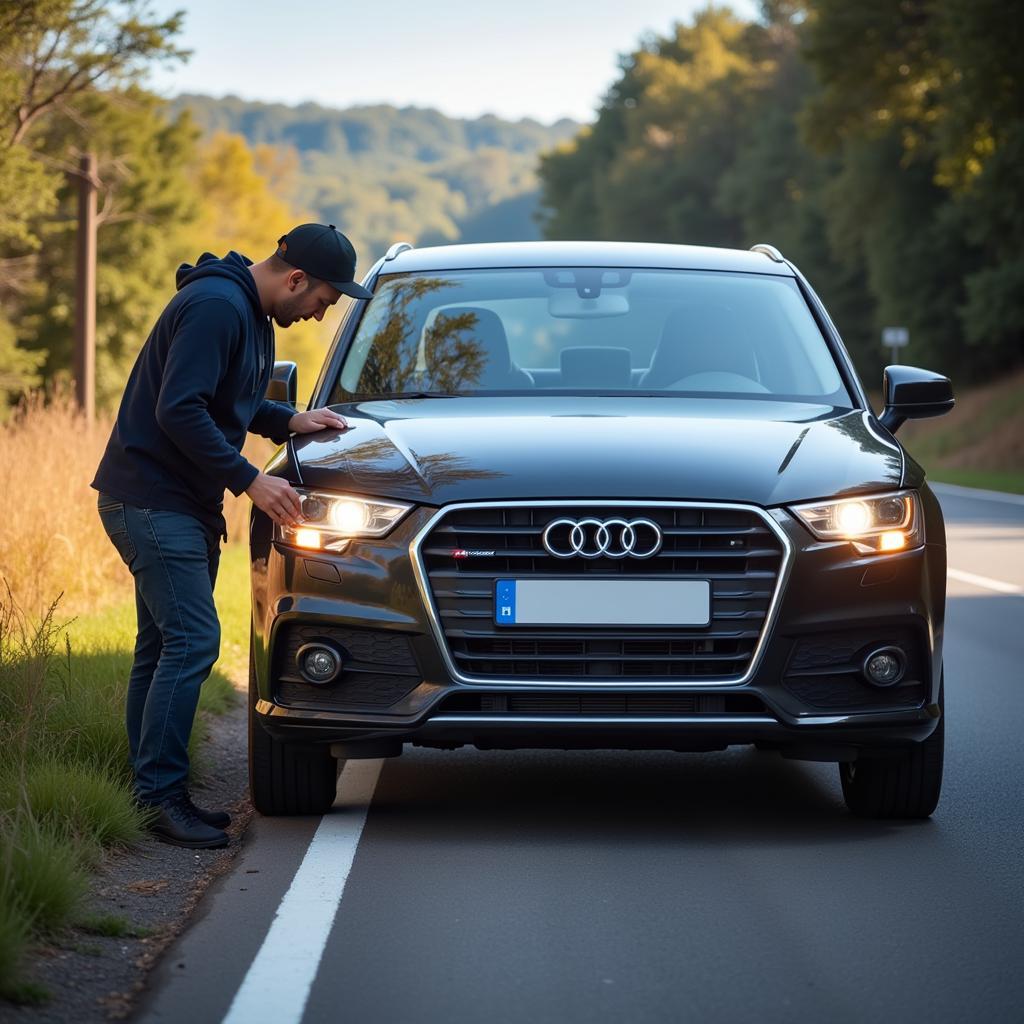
97,495,221,804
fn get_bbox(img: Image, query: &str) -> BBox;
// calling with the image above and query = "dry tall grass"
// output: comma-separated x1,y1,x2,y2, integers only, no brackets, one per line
0,392,126,618
0,390,269,618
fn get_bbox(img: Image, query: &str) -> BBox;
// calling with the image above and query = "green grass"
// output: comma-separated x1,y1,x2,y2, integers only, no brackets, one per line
0,978,49,1007
67,941,103,956
0,877,30,997
0,542,249,1002
926,468,1024,494
75,912,152,939
0,816,90,934
903,383,1023,462
21,764,146,849
898,373,1023,495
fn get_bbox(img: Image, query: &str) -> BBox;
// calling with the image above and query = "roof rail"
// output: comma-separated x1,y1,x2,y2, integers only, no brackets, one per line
384,241,414,261
750,243,785,263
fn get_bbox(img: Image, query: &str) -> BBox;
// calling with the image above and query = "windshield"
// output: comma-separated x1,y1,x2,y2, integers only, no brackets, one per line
330,267,853,406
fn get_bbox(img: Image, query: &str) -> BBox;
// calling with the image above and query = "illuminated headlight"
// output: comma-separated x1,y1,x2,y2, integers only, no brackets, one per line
790,490,923,555
276,490,412,552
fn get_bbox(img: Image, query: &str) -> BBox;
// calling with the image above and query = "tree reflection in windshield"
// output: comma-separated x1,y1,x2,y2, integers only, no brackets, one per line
355,277,488,395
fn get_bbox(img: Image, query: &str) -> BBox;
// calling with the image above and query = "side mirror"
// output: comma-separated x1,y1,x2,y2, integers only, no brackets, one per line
267,361,297,405
879,365,954,433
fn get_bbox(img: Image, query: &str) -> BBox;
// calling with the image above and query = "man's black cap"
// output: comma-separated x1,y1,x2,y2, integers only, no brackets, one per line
275,223,373,299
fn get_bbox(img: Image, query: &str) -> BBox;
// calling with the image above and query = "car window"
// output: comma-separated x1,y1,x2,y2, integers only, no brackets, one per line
331,268,852,406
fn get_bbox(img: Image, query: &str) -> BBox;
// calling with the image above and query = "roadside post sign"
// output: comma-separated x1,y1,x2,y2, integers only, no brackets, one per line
882,326,909,365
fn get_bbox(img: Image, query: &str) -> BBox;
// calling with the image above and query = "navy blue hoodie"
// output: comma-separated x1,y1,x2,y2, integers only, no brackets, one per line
92,251,295,537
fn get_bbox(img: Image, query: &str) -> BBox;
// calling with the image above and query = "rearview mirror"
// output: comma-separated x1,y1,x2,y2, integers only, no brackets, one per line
547,292,629,319
267,360,298,405
878,365,954,433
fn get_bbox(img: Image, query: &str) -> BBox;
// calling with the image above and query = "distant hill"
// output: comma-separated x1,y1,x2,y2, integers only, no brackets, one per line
171,94,580,263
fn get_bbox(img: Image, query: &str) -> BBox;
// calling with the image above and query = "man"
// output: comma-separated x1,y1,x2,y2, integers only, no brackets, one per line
92,224,372,849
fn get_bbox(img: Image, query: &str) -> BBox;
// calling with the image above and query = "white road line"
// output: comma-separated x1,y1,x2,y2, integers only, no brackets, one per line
221,759,383,1024
932,483,1024,507
948,568,1023,596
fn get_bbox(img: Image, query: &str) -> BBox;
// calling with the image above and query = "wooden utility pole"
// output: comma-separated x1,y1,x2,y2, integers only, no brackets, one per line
73,152,97,423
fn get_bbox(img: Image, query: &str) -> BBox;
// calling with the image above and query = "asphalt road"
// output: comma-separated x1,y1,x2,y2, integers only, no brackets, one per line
137,484,1024,1024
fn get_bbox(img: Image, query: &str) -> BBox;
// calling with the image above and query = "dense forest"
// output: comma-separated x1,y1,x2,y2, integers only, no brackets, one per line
173,94,578,263
538,1,1023,383
1,1,1020,414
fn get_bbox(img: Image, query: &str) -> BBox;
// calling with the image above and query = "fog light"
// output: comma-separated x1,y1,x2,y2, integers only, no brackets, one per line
293,528,322,550
296,643,342,684
862,647,905,687
879,530,907,552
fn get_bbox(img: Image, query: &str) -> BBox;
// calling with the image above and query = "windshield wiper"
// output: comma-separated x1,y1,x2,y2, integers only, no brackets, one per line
361,391,456,400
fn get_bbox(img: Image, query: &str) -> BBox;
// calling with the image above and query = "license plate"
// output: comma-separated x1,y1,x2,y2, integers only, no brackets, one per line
494,579,711,627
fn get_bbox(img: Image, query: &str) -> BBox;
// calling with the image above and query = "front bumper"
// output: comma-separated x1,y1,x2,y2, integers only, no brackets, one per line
249,496,945,759
255,698,941,762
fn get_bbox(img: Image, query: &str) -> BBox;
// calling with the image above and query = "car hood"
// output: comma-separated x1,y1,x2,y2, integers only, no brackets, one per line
291,397,902,508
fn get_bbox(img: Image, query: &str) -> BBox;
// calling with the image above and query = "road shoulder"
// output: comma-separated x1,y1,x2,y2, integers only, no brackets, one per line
2,704,251,1024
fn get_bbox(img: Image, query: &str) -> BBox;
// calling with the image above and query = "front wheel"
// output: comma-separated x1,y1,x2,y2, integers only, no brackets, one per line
839,679,944,819
248,644,340,816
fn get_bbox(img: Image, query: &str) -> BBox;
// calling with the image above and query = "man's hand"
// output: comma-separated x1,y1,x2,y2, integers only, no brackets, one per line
288,408,349,434
246,472,303,526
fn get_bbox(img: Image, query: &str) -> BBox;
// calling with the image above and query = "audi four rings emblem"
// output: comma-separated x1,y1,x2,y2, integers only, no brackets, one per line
541,517,663,560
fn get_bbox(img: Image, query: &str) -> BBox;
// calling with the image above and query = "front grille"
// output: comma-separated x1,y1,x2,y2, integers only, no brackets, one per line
437,692,768,716
274,623,421,711
417,503,786,681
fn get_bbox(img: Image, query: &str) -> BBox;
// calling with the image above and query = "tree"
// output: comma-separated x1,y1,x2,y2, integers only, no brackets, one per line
0,0,186,246
184,131,335,400
801,0,1023,376
16,86,201,406
538,8,768,246
715,4,876,373
0,0,188,409
0,2,332,410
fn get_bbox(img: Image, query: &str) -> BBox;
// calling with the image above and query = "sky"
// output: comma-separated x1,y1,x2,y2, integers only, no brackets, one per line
146,0,759,124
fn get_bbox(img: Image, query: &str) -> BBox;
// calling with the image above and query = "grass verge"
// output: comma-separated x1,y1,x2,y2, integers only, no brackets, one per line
900,369,1024,492
925,468,1024,494
0,543,248,1003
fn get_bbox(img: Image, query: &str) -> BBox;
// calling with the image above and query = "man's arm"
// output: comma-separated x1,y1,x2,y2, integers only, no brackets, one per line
249,400,295,443
154,297,259,495
249,400,350,440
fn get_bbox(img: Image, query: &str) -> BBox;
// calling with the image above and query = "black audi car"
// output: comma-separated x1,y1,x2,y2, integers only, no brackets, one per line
248,241,954,819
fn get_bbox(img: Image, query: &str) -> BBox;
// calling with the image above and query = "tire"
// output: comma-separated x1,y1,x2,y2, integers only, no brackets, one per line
839,676,944,819
248,641,340,816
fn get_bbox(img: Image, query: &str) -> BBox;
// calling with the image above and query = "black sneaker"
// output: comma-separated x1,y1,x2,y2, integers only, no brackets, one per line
148,793,229,849
186,793,231,829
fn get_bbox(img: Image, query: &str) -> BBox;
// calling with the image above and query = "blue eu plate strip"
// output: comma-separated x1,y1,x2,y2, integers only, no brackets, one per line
495,579,517,624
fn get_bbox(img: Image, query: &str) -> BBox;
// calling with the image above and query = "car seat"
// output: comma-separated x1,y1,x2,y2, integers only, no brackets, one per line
640,305,765,391
426,306,533,389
